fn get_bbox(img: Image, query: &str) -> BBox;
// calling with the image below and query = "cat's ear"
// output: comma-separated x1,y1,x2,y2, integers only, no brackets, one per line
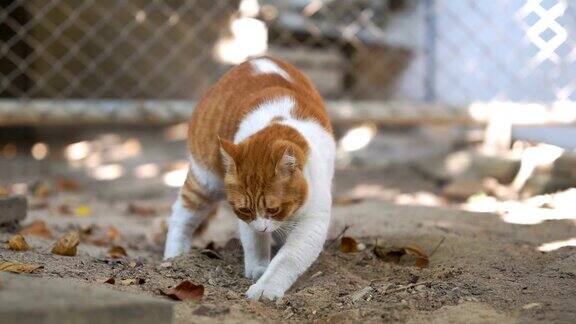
275,145,297,177
218,136,238,173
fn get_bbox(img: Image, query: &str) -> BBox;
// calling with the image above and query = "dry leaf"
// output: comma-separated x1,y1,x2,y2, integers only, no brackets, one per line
373,243,430,268
56,178,80,192
52,231,80,256
87,238,109,247
414,258,430,268
75,205,92,217
333,196,365,206
7,234,29,251
57,204,72,215
33,183,51,198
107,226,120,241
20,220,53,239
104,277,115,285
404,244,429,259
339,236,360,253
79,224,94,236
126,203,157,216
121,278,145,286
30,201,49,210
0,262,42,274
404,244,429,268
162,280,204,301
0,186,10,197
108,246,127,258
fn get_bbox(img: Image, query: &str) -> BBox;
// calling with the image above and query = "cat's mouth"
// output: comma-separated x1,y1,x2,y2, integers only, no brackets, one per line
250,218,279,233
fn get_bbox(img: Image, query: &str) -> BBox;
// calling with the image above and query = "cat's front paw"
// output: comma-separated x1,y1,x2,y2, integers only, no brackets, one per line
246,281,285,301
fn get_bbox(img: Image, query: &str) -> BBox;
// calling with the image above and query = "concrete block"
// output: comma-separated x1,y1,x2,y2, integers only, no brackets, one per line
0,273,173,324
0,195,27,225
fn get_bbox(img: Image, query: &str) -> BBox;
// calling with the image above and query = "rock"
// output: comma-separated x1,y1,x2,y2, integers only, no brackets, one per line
442,178,484,201
553,153,576,178
0,272,173,324
0,195,27,225
413,150,520,185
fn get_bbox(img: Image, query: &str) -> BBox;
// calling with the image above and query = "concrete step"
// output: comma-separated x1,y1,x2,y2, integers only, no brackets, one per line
0,273,173,324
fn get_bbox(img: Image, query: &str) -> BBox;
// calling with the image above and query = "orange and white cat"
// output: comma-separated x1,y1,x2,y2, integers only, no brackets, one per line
163,56,335,301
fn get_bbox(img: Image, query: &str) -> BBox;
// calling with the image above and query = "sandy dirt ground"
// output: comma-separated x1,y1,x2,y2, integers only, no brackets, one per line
0,126,575,323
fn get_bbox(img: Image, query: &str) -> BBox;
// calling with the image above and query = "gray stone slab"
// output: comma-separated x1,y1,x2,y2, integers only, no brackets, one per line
0,195,27,225
0,273,173,324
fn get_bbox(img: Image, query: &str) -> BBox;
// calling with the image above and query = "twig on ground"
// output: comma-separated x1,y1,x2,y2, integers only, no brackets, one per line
310,271,323,279
350,286,374,302
326,224,350,248
383,281,432,295
429,237,446,257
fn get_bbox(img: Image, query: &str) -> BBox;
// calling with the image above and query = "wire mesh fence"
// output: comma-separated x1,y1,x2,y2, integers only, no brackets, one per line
1,0,575,106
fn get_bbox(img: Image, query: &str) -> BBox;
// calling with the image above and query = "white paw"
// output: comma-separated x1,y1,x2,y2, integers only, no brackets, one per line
163,240,189,260
244,262,268,281
246,281,285,301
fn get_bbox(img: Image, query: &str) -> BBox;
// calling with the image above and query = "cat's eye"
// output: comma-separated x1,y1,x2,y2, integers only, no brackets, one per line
266,207,281,215
237,207,252,215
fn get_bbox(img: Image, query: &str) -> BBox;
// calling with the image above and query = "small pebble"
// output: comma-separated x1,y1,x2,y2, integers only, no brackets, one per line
159,261,172,268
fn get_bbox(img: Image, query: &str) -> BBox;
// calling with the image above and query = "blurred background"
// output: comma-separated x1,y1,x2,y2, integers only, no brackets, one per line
1,0,576,250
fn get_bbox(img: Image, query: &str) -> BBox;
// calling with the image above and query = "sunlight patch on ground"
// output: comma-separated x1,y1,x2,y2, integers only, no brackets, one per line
65,141,91,161
92,164,124,181
163,169,187,187
107,138,141,161
538,238,576,252
464,188,576,225
164,123,188,142
339,124,377,152
134,163,160,179
31,142,49,160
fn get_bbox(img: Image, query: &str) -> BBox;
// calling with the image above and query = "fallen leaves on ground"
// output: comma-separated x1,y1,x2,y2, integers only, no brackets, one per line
333,196,365,206
373,242,430,268
104,277,115,284
33,182,51,198
52,231,80,256
57,204,73,215
86,226,121,246
79,224,94,236
7,234,29,251
404,245,430,268
0,262,42,274
121,278,145,286
29,201,49,210
161,280,204,301
339,236,360,253
56,178,80,192
0,186,10,197
20,220,53,239
127,203,157,216
108,246,127,258
107,226,121,241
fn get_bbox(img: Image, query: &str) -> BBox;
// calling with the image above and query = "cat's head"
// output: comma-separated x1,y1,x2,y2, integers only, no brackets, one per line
219,136,308,233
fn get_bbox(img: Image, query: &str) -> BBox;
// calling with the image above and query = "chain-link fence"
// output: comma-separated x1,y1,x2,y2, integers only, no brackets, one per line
1,0,575,109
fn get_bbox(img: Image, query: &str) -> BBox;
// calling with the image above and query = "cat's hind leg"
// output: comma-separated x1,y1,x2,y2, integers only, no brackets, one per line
163,171,217,259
